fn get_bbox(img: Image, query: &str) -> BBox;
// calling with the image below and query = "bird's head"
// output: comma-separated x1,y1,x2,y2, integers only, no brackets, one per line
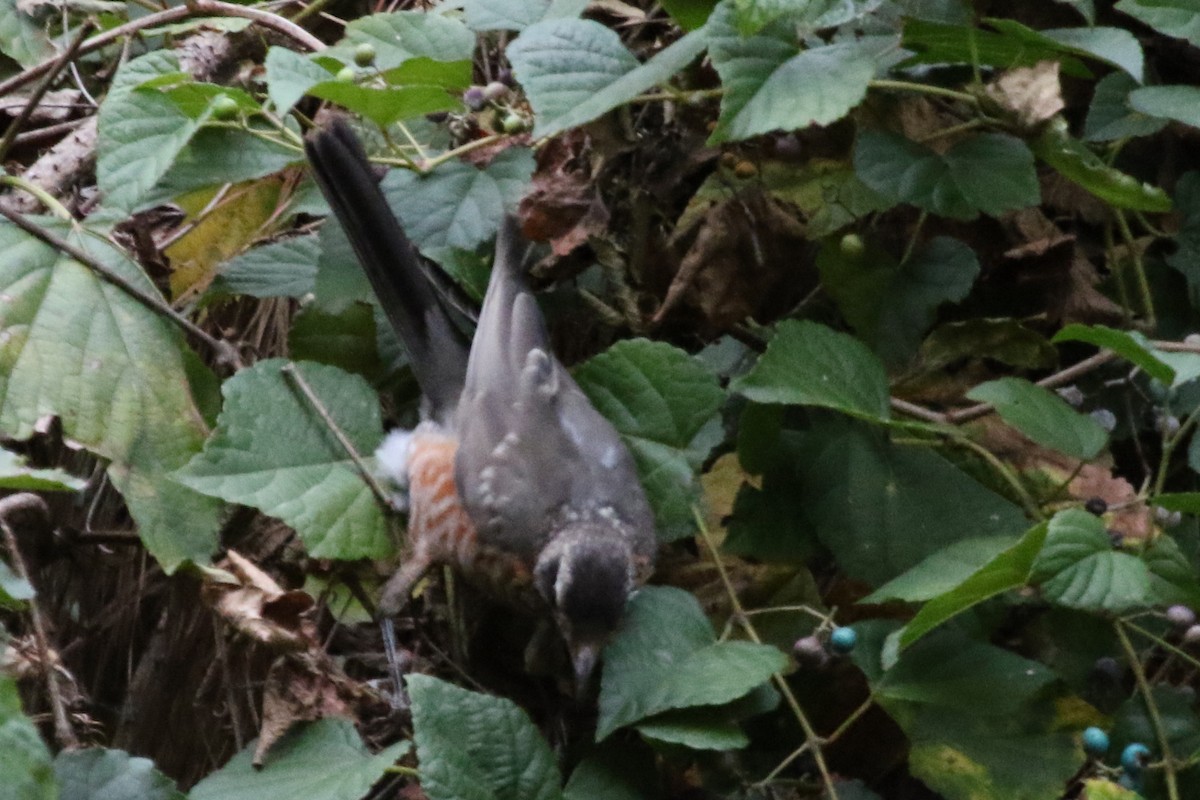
533,524,637,694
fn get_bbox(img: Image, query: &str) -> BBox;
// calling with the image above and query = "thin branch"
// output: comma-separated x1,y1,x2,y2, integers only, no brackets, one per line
0,23,92,162
0,0,323,99
0,494,79,749
0,205,242,368
1116,620,1179,800
279,363,393,507
695,510,839,799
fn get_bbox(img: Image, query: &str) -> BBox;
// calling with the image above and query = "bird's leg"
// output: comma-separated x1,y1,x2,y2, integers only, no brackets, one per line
377,552,433,709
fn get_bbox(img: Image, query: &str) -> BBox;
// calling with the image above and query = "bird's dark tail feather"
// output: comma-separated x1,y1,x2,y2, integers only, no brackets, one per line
305,119,469,423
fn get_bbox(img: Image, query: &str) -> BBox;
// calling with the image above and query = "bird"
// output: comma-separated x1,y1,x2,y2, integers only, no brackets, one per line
304,120,657,693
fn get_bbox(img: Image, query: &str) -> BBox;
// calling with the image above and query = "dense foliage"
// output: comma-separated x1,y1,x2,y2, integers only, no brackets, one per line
3,0,1200,798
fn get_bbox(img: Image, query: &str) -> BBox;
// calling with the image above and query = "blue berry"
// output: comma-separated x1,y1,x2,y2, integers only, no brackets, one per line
829,627,857,655
1121,742,1150,773
1082,726,1109,757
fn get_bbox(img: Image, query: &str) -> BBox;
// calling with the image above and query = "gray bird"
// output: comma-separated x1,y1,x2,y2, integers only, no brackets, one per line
305,120,656,690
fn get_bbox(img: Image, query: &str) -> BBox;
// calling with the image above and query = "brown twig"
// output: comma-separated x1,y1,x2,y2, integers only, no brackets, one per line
0,0,324,99
0,23,93,162
0,206,242,369
0,494,79,749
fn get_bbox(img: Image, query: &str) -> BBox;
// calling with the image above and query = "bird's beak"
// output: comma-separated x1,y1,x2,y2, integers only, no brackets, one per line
571,641,601,699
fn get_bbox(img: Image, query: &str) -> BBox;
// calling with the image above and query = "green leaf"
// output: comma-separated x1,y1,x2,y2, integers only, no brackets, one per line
1156,492,1200,513
708,4,882,143
731,320,891,422
723,467,819,561
875,630,1057,714
507,19,640,137
574,340,724,540
307,80,461,128
854,130,1040,220
512,26,707,138
818,235,980,366
55,749,184,800
217,235,319,299
660,0,716,30
464,0,553,31
597,586,786,741
1053,324,1176,384
901,18,1091,77
1143,534,1200,608
0,0,55,68
97,52,204,213
324,11,475,71
966,377,1108,460
289,304,385,384
407,674,562,800
174,360,391,560
865,535,1021,604
0,560,35,605
190,719,407,800
1084,72,1168,142
0,676,55,800
636,709,749,750
0,219,220,571
563,741,661,800
264,47,336,113
800,422,1029,587
0,450,84,492
378,148,535,253
142,128,300,207
730,0,877,36
1115,0,1200,49
1040,26,1144,82
1129,85,1200,129
891,523,1048,649
1031,119,1172,213
1030,508,1152,613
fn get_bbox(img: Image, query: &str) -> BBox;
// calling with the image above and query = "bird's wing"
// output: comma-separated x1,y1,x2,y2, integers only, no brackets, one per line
305,120,470,424
454,217,656,563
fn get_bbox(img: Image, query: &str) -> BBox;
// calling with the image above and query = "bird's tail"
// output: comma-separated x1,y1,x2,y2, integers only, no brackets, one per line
305,119,469,423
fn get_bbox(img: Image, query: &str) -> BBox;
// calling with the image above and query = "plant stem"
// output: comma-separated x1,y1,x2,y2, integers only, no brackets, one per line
1116,619,1179,800
869,79,980,105
695,511,839,799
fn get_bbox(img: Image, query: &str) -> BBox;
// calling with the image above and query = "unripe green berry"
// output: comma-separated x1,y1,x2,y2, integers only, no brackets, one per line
336,66,356,83
840,233,865,257
501,113,527,134
210,94,239,120
353,43,376,67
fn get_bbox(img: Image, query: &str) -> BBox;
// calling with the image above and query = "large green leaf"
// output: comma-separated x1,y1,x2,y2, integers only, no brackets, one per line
901,18,1091,77
508,21,706,137
507,19,639,137
1040,25,1144,83
563,741,661,800
1084,72,1168,142
729,0,877,36
96,52,205,213
174,360,391,560
865,534,1023,604
323,11,475,71
140,128,301,208
55,749,184,800
217,236,320,299
378,148,535,254
464,0,553,31
708,4,882,143
966,377,1108,460
854,130,1040,220
574,340,724,540
1053,324,1182,385
731,320,891,422
0,219,220,571
1115,0,1200,49
890,523,1048,650
1129,85,1200,130
0,0,52,67
597,586,786,741
264,46,335,113
798,423,1028,587
0,675,55,800
189,719,407,800
408,675,562,800
1030,508,1152,613
818,235,980,366
1142,534,1200,608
